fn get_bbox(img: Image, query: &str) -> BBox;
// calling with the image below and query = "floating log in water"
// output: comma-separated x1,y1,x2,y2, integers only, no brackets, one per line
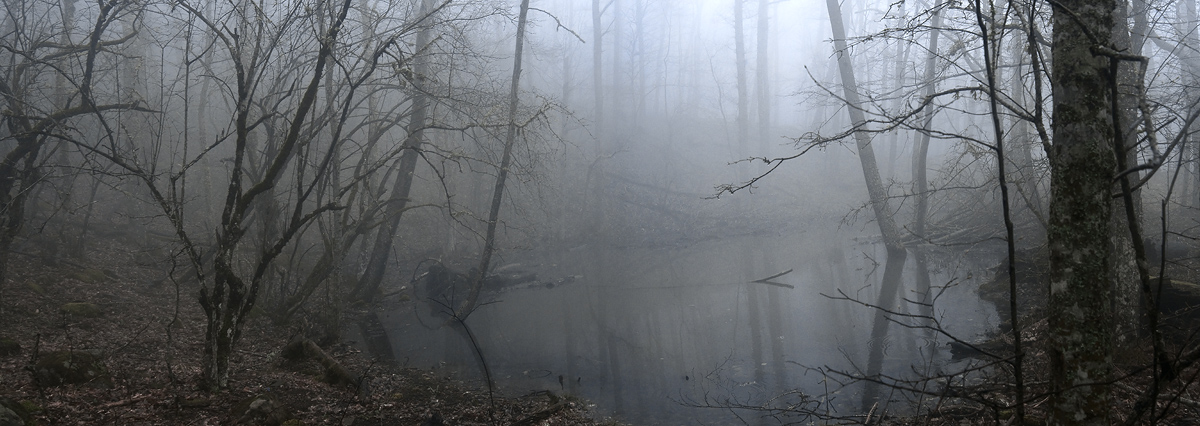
750,269,795,289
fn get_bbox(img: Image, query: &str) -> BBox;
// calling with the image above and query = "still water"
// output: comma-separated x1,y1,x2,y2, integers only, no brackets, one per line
371,227,999,424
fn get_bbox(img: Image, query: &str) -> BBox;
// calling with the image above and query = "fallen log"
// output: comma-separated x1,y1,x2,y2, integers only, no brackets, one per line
280,338,360,391
509,401,570,426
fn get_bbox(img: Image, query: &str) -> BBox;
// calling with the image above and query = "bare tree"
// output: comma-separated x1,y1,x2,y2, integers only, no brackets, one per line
352,0,440,303
82,0,377,390
462,0,533,317
0,0,141,319
823,0,909,411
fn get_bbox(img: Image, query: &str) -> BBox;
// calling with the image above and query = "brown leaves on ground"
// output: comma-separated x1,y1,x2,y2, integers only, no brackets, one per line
0,236,611,426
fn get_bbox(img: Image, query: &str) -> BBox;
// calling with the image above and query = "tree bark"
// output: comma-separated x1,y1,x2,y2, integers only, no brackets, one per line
1006,28,1046,228
973,0,1025,420
0,0,129,322
1108,0,1147,348
823,0,908,411
1047,0,1116,423
912,0,943,335
462,0,532,315
197,0,354,390
353,0,438,302
1184,0,1200,212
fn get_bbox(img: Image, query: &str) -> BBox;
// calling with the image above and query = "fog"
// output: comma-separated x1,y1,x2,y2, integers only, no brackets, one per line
374,227,1000,423
10,0,1194,423
338,1,1009,423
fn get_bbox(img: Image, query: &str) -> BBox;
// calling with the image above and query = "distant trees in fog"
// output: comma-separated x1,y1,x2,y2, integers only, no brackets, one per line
753,0,1200,423
0,0,559,391
11,0,1200,421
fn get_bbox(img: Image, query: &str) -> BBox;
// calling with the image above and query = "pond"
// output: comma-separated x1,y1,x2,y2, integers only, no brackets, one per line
367,226,1001,424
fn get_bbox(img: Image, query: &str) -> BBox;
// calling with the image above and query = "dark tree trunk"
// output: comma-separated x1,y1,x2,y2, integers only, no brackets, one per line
1109,0,1148,348
0,0,138,320
462,0,532,315
353,0,437,302
1047,0,1116,423
196,0,354,390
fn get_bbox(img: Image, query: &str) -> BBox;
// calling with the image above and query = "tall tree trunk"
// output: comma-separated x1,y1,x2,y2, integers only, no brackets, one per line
1047,0,1116,423
884,3,909,181
1186,0,1200,214
633,0,646,131
732,0,768,397
1007,29,1046,227
754,0,786,395
461,0,532,315
0,0,122,322
755,0,770,155
911,0,943,340
611,0,624,139
823,0,909,412
199,0,354,390
973,0,1026,420
55,0,79,258
592,0,605,145
275,0,386,318
353,0,437,302
1109,0,1147,348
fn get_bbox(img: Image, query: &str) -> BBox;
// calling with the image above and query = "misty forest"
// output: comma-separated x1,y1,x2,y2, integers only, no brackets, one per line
7,0,1200,424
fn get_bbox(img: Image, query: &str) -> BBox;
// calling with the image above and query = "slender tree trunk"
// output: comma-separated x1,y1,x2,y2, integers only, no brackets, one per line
559,38,574,242
633,0,646,131
1109,0,1146,347
586,0,609,240
735,0,748,153
353,0,437,302
1007,31,1046,227
462,0,532,315
199,0,354,390
0,0,117,323
1047,0,1116,423
611,0,624,139
912,1,942,337
1186,0,1200,214
884,3,909,181
753,0,786,395
197,22,217,227
78,178,103,257
973,0,1026,420
755,0,770,155
732,0,768,397
0,137,43,322
55,0,79,257
823,0,908,412
592,0,605,144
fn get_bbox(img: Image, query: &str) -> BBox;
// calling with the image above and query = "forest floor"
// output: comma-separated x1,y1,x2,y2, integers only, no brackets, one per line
879,247,1200,425
0,235,616,426
6,230,1200,425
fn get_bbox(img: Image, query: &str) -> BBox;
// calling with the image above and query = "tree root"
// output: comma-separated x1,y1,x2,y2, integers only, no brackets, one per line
280,338,361,392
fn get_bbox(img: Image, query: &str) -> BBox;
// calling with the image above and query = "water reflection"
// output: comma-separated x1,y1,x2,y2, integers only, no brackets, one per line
372,228,999,424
